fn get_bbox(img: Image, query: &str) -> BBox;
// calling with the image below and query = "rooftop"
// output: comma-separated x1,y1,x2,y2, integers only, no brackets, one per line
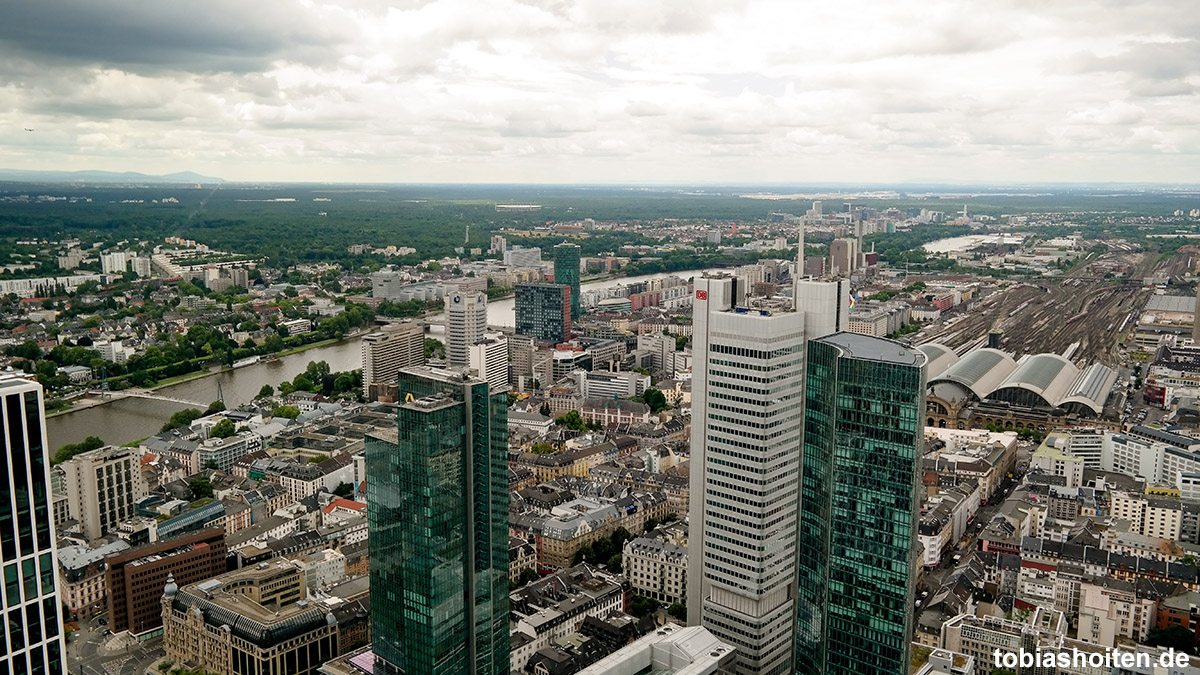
817,331,926,367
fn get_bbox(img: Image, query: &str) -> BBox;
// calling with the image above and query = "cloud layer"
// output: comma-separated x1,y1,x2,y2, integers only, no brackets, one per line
2,0,1197,183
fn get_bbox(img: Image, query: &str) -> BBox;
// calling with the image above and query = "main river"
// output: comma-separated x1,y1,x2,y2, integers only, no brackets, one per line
45,268,707,449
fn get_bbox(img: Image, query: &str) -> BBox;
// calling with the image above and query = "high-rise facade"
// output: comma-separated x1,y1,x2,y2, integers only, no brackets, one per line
553,243,581,320
795,332,926,675
362,321,426,398
686,273,846,675
367,367,508,675
469,332,509,394
444,291,488,367
0,375,65,674
60,446,146,540
514,283,572,343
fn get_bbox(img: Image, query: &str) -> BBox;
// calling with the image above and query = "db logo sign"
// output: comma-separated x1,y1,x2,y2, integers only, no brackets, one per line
695,290,707,300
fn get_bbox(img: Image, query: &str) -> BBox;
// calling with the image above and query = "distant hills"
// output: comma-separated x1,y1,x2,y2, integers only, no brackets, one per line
0,169,223,184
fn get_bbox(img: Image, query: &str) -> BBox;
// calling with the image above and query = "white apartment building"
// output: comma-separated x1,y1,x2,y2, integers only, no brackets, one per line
687,271,847,675
361,321,424,397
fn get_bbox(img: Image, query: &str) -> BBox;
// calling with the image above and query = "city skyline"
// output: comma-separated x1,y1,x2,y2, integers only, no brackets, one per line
2,1,1197,184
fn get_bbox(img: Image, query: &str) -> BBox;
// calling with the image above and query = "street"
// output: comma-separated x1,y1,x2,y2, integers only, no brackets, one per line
67,614,165,675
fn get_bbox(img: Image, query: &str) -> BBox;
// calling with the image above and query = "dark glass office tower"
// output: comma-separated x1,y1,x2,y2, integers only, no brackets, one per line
795,333,926,675
0,375,64,674
514,282,572,343
553,243,581,320
366,367,508,675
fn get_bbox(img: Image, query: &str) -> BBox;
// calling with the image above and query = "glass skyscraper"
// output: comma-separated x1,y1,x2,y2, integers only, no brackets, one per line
514,282,571,343
795,333,926,675
552,243,581,320
366,366,508,675
0,375,65,674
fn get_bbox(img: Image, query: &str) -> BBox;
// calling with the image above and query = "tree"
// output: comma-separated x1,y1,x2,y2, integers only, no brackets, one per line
188,477,213,500
256,384,275,399
530,443,556,455
52,436,105,465
161,408,203,433
629,594,661,618
989,669,1016,675
607,554,622,570
555,410,588,431
425,338,444,359
515,567,539,587
667,603,687,622
333,482,354,498
272,405,301,419
641,388,668,413
674,334,688,351
210,419,236,439
1146,624,1196,654
205,400,226,415
539,402,551,416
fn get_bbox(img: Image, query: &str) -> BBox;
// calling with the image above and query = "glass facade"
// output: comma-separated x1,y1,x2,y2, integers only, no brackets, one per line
0,377,64,674
553,243,581,320
795,334,925,675
367,368,508,675
514,283,571,343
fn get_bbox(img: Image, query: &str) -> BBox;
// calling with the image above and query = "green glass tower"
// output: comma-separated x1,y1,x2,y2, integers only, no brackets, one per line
795,333,926,675
366,367,509,675
553,242,581,320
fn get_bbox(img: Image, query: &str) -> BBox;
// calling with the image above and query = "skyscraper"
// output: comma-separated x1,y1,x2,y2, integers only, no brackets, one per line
366,367,508,675
514,282,571,343
444,291,488,367
553,243,581,320
795,332,926,675
361,320,426,398
60,445,145,540
686,273,847,675
0,375,65,675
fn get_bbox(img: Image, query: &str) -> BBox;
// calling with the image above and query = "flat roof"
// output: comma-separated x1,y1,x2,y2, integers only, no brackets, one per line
815,331,926,367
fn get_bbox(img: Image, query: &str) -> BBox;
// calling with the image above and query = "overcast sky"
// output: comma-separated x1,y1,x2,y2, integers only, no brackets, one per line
2,0,1197,184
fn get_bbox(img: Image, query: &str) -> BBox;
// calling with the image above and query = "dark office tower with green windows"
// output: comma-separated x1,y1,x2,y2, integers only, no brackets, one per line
795,333,926,675
366,367,509,675
0,375,65,674
553,242,581,320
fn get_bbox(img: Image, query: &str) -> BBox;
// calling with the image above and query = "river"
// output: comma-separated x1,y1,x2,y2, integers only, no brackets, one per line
46,268,707,449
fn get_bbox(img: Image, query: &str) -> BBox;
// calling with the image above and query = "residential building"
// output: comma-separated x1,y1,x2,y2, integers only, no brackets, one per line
361,321,425,399
504,245,542,268
509,565,624,673
795,332,926,675
0,375,67,675
162,559,345,675
554,243,582,320
444,291,488,367
515,283,572,343
366,367,508,675
623,535,687,604
106,527,227,636
510,537,537,582
687,272,847,675
57,539,131,620
60,445,146,540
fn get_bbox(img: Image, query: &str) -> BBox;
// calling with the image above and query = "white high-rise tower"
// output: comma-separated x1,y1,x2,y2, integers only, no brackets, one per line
687,272,848,675
444,291,488,367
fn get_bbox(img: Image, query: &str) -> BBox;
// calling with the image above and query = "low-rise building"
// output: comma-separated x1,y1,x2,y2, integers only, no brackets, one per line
623,534,687,604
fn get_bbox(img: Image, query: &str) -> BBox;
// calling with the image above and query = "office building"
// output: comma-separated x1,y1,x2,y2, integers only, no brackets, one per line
162,558,356,675
60,446,146,540
366,367,508,675
470,332,509,393
106,528,228,635
795,332,926,675
829,237,857,276
554,243,582,320
0,375,66,675
515,282,572,343
361,321,425,398
686,273,846,675
574,624,737,675
503,245,542,268
444,291,488,367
